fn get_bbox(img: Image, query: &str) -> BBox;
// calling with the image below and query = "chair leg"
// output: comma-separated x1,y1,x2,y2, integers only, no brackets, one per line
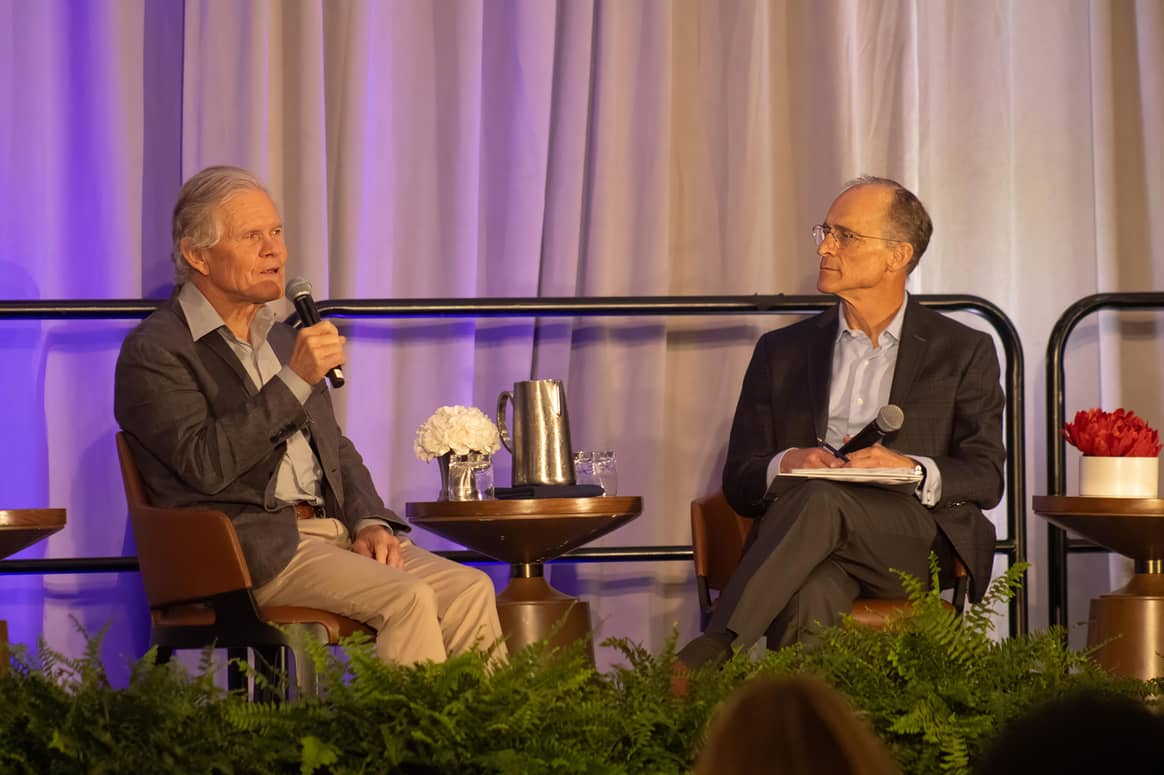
226,647,248,694
285,623,329,699
252,646,284,703
696,577,713,632
952,575,970,615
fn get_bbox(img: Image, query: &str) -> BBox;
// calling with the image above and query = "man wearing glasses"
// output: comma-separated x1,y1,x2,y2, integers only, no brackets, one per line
678,176,1005,669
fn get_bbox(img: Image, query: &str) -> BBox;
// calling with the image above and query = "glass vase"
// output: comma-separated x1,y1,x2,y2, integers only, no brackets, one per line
438,451,495,501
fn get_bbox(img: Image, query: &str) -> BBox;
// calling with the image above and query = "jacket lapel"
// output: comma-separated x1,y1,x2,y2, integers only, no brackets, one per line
195,333,259,396
806,308,838,442
168,292,258,396
889,299,928,407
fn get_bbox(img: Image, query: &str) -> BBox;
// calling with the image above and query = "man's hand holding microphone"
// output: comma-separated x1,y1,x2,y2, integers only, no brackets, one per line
285,278,347,387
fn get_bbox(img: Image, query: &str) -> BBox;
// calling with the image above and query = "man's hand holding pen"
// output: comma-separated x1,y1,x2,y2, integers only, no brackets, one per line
779,443,847,472
779,439,917,473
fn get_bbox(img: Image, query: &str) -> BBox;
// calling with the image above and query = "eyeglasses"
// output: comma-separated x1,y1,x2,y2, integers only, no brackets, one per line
812,223,904,249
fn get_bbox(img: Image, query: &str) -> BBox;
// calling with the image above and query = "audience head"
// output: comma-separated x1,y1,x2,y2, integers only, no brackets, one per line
973,689,1164,774
694,674,899,775
171,165,271,284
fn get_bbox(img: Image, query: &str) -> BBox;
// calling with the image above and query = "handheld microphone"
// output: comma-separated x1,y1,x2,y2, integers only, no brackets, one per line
834,404,904,458
285,277,345,389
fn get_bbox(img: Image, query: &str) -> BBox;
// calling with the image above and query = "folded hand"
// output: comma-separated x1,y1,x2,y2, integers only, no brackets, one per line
842,443,916,470
351,525,404,569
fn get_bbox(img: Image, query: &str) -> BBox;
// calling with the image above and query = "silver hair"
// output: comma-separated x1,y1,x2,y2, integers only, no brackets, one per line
841,175,933,273
170,166,269,283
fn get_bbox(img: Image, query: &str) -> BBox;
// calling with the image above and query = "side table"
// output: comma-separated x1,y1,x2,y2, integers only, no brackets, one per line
406,497,642,661
1,508,67,676
1032,495,1164,679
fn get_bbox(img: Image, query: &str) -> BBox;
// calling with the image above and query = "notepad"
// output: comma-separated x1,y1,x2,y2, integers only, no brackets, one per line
782,467,923,485
766,466,923,499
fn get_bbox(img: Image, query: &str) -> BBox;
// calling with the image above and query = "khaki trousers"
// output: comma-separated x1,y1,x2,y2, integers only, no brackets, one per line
254,518,507,666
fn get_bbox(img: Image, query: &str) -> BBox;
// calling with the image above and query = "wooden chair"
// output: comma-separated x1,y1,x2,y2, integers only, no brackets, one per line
691,490,969,632
115,432,375,699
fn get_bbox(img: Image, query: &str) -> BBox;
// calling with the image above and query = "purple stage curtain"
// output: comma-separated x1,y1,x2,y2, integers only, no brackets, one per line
3,0,1164,682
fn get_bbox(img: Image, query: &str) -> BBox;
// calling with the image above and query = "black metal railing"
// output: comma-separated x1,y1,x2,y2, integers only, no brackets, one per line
0,293,1028,636
1044,292,1164,629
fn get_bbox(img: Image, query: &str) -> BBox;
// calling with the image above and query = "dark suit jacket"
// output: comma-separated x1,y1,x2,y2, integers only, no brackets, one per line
721,299,1005,603
114,292,408,588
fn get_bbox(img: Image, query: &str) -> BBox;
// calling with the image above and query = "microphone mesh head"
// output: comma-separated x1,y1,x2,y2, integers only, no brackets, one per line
876,404,905,433
285,277,312,301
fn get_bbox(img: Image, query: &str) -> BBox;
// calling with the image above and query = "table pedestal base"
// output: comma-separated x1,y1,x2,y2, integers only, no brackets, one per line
1087,573,1164,680
496,575,595,664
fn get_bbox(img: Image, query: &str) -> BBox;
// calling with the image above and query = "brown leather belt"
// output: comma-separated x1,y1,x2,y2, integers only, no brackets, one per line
293,502,325,520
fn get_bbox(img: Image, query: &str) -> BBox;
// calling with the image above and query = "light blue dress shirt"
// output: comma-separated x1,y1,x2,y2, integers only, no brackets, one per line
766,296,942,506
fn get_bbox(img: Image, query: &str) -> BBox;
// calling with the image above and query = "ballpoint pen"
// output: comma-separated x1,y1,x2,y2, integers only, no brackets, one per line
818,437,849,463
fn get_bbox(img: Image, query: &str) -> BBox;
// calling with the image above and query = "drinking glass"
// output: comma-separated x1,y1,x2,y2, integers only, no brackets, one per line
472,454,495,499
592,450,618,496
447,452,494,500
574,451,598,488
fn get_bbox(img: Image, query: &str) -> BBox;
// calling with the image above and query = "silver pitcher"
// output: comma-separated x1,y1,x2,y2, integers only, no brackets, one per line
496,379,575,486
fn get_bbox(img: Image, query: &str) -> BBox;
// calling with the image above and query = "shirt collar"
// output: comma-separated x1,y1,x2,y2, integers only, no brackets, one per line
177,282,277,344
835,293,908,346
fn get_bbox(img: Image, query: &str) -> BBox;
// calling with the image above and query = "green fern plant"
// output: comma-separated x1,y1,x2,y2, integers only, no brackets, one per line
2,567,1159,774
684,558,1162,775
0,622,260,774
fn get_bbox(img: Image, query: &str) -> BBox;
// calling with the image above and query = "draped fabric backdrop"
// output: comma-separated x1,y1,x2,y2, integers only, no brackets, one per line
2,0,1163,681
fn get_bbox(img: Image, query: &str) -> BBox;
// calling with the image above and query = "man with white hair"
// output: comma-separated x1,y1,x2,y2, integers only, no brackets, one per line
115,165,505,666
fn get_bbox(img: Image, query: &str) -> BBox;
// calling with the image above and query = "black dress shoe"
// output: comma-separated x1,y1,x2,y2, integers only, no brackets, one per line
671,632,735,700
676,631,734,670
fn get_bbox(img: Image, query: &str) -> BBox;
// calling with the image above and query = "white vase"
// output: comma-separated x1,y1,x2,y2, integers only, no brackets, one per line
1078,456,1159,498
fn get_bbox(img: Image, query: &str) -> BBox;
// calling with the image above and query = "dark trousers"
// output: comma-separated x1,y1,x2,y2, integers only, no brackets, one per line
707,480,941,649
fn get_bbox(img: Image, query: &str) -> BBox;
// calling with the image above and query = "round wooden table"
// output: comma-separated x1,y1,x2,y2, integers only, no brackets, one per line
0,508,66,560
1032,495,1164,679
406,497,642,661
1,508,66,675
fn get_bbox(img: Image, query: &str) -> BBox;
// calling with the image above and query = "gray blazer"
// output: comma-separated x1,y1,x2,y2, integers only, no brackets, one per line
722,299,1005,603
114,291,408,588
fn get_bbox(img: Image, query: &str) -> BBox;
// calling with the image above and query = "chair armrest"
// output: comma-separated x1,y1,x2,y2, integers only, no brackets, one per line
130,504,253,609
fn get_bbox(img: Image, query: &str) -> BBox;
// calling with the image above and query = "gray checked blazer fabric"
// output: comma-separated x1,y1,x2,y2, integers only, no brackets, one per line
721,298,1006,603
114,291,408,588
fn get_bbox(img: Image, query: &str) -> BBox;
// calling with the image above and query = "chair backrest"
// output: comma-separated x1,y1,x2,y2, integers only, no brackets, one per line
691,491,752,592
115,432,253,609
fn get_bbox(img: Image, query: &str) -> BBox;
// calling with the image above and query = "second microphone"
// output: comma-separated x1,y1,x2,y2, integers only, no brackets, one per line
833,404,904,459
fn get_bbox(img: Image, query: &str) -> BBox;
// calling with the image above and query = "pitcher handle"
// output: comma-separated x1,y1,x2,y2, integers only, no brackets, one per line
496,391,514,453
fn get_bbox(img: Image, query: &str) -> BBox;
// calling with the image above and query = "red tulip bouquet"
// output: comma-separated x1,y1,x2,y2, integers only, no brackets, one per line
1062,408,1162,457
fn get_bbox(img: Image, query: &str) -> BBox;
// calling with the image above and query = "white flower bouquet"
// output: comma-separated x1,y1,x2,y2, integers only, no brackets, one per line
414,405,502,462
